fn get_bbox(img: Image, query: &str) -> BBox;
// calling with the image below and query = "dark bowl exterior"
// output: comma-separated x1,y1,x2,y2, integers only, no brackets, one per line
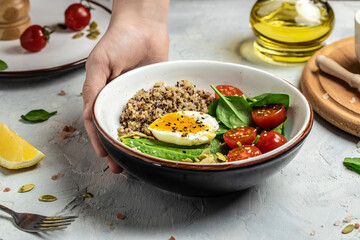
96,125,305,197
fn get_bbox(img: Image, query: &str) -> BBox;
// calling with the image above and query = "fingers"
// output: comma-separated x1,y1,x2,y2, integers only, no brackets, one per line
105,155,123,174
82,52,110,158
83,104,108,158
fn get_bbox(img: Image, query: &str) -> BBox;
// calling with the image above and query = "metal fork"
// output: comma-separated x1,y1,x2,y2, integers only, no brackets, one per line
0,204,77,232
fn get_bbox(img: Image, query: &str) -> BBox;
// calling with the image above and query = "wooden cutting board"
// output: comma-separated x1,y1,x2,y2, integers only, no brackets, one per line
301,36,360,137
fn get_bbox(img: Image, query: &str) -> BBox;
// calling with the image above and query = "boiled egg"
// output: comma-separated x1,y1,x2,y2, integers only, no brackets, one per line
148,111,219,146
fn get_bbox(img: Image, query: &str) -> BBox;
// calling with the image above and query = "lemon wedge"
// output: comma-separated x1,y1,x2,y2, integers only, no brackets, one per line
0,123,45,169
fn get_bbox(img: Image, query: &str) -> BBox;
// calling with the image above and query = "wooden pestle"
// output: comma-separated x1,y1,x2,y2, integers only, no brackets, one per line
315,55,360,92
0,0,30,40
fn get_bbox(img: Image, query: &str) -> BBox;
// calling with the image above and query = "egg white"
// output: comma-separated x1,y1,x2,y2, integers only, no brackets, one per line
148,111,219,146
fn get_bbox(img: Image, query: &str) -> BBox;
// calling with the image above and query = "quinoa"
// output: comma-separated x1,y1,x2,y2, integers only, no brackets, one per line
118,80,214,134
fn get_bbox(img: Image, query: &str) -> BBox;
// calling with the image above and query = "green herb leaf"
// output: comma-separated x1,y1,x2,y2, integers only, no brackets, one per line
249,93,290,108
208,98,220,117
216,95,253,129
0,60,8,71
21,109,57,123
211,85,252,129
344,158,360,174
271,117,287,136
215,123,230,139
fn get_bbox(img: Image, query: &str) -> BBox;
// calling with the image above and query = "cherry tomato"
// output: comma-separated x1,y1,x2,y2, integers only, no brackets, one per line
20,25,48,52
252,104,286,129
256,131,287,154
65,3,91,31
223,126,257,148
227,145,262,162
215,85,244,99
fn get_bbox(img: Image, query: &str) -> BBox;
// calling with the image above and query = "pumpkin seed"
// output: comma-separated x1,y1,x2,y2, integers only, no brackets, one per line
18,184,35,193
82,192,93,198
86,33,99,40
181,158,193,163
72,32,84,39
199,154,208,160
200,154,216,164
144,128,152,136
89,21,98,29
87,29,100,34
342,224,355,234
39,195,57,202
216,152,227,162
201,148,211,155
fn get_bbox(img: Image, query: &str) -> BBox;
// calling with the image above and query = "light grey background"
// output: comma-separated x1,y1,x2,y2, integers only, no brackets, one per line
1,0,360,239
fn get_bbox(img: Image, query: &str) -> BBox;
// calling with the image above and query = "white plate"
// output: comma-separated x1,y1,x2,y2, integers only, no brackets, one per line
0,0,111,77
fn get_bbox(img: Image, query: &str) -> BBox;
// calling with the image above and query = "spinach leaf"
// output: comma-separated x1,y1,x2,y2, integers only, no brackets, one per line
211,85,252,129
271,117,287,136
249,93,290,108
0,60,8,71
21,109,57,123
208,98,220,117
122,138,225,161
215,123,229,139
344,158,360,175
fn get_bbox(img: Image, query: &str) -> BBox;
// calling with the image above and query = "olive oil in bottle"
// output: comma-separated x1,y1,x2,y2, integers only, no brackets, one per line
250,0,334,63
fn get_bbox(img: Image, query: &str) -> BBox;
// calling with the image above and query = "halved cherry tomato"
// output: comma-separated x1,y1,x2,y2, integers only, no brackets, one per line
65,3,91,31
252,104,286,129
223,126,257,148
20,25,49,52
256,131,287,153
227,145,262,162
215,85,244,99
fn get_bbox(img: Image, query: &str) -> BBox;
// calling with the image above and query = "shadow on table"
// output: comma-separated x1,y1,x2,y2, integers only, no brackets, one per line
0,65,84,87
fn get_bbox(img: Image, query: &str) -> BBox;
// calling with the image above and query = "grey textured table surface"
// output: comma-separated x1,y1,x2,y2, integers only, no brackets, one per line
1,1,360,239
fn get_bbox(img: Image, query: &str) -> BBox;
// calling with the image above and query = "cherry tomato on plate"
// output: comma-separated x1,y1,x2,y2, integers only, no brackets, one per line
215,85,244,99
256,131,287,154
252,104,286,129
20,25,51,52
65,3,91,31
227,145,262,162
223,126,257,148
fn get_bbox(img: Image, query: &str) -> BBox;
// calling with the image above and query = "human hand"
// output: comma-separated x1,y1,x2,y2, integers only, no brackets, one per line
82,0,169,173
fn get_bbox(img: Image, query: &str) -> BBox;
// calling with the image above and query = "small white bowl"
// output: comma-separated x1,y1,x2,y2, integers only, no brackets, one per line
93,60,313,196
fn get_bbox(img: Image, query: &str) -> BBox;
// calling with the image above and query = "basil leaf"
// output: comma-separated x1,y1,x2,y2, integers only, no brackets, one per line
271,117,287,136
344,158,360,174
208,98,220,117
0,60,8,71
21,109,57,123
249,93,290,108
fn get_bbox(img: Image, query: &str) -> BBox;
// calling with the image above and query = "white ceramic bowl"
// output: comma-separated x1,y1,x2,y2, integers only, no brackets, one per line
93,60,313,196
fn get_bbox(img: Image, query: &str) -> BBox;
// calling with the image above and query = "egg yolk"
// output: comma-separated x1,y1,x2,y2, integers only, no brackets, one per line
149,113,209,133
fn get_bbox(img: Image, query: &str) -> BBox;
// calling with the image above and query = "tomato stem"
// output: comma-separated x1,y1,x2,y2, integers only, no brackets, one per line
252,134,260,145
42,26,55,41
